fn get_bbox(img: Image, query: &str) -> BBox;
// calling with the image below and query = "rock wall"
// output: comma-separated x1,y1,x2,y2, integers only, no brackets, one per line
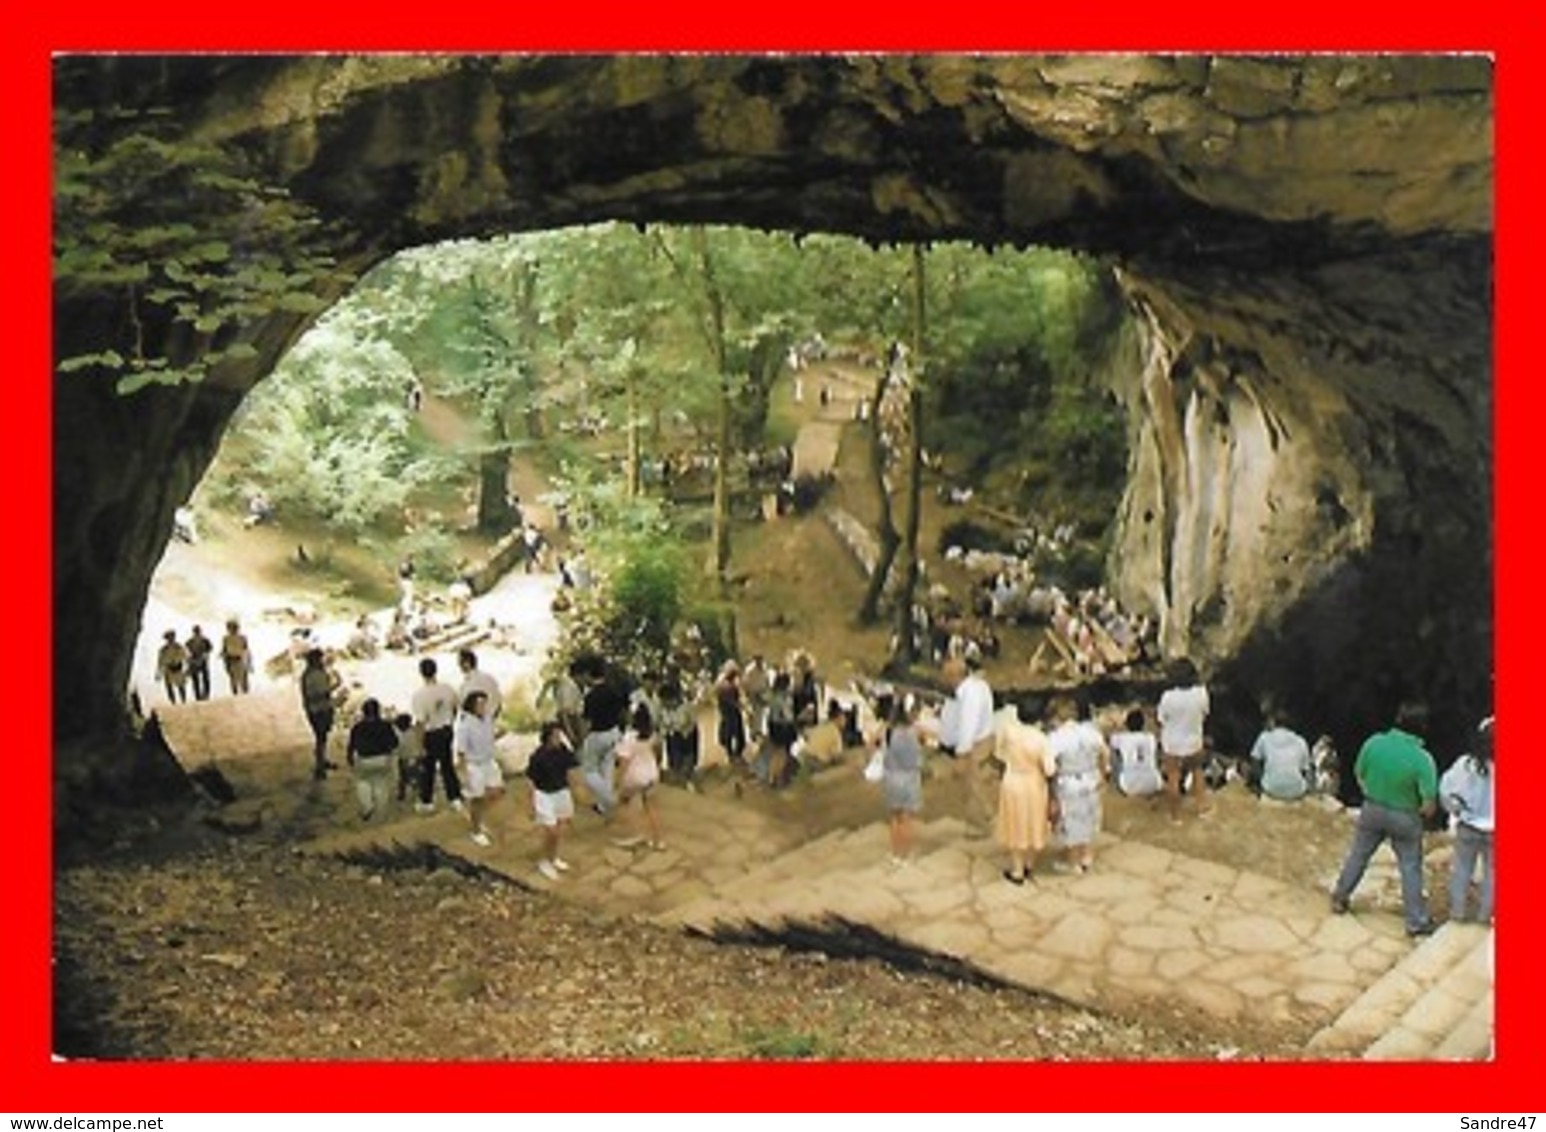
1107,240,1491,756
52,53,1493,778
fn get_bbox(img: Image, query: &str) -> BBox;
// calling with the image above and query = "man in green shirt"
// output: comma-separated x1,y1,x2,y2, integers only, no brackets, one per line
1330,703,1439,936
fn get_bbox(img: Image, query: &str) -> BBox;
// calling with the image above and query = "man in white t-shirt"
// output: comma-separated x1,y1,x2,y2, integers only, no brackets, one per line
457,648,503,723
940,655,997,833
412,657,462,815
1156,659,1211,823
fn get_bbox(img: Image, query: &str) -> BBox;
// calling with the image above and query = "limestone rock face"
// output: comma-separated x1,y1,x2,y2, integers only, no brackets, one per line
52,54,1492,774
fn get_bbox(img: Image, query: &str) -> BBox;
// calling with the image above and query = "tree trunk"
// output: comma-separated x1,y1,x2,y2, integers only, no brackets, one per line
695,228,733,583
626,365,642,498
476,413,515,533
889,246,927,669
858,375,901,624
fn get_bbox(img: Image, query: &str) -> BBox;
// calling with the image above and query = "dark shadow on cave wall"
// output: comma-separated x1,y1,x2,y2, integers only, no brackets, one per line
1212,531,1491,795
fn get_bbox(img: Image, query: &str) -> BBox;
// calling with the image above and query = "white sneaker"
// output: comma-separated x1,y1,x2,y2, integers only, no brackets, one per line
537,859,560,881
552,858,571,872
450,799,466,814
469,829,492,847
414,802,436,815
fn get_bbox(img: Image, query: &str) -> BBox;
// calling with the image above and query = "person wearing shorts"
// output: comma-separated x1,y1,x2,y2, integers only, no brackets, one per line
1157,659,1211,823
454,690,502,847
527,722,580,881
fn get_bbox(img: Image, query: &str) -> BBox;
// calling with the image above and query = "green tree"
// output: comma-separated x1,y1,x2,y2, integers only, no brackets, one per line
54,106,349,393
227,307,427,533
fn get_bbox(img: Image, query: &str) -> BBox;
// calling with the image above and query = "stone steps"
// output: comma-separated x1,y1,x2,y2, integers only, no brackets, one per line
1305,921,1493,1060
169,686,1492,1051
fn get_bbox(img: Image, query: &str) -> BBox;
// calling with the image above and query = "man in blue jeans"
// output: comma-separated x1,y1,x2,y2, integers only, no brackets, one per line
1330,703,1439,937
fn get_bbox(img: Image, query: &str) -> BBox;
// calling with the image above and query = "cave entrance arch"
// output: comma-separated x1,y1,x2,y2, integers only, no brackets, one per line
54,53,1492,788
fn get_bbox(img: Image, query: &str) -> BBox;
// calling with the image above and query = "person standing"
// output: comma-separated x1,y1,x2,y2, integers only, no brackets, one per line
881,695,925,867
454,690,501,846
346,698,399,821
740,655,770,749
1157,660,1211,823
392,711,422,805
537,664,585,750
760,670,799,789
1048,697,1110,873
940,655,996,833
715,661,748,773
527,722,580,881
994,700,1056,884
156,630,189,704
789,651,823,730
220,619,252,695
298,648,339,780
1110,707,1162,798
614,705,665,850
457,648,503,723
578,666,628,816
412,657,462,814
658,676,701,789
1330,703,1439,937
397,554,416,613
1441,718,1495,925
185,625,213,701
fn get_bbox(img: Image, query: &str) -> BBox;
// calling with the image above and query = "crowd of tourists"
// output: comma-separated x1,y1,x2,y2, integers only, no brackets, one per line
309,622,1493,938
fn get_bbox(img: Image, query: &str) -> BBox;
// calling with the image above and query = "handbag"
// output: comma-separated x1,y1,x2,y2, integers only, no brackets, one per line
863,749,885,783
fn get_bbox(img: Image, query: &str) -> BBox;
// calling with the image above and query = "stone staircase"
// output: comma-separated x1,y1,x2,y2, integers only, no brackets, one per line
1305,920,1493,1060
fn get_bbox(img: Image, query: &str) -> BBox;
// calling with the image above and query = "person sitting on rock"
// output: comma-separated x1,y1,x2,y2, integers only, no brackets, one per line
244,489,273,528
1110,707,1162,797
1248,707,1313,802
347,615,380,660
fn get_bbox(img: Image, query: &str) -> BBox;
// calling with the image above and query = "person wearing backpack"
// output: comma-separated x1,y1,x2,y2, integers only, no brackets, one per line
1441,717,1495,925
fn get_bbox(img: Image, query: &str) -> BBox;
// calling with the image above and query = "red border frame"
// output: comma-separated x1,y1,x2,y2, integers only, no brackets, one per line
8,2,1533,1113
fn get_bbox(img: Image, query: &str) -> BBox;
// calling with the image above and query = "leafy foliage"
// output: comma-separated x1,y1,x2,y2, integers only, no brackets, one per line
541,485,692,677
53,107,351,393
219,308,430,533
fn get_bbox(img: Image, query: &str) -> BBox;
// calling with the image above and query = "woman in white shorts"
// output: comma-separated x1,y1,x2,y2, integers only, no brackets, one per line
454,690,502,846
526,722,580,881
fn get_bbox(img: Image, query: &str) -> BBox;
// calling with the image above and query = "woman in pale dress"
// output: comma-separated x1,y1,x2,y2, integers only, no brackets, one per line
1048,696,1110,872
994,700,1056,884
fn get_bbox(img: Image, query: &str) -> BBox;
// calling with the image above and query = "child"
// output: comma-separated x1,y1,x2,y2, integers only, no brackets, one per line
614,704,665,850
392,712,422,805
526,722,580,881
881,694,924,867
